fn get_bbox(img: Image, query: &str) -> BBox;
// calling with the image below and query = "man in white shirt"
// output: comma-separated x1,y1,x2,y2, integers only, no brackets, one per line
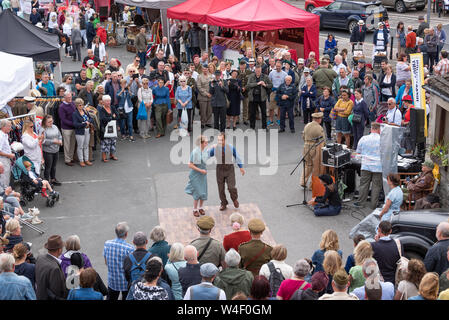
156,37,174,61
184,263,226,300
0,119,14,187
332,55,347,74
384,98,402,126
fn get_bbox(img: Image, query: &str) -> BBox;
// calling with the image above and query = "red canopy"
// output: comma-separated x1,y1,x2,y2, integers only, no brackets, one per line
167,0,243,24
207,0,319,58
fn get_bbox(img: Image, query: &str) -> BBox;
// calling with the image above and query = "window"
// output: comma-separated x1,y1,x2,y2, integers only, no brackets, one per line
341,2,357,11
327,2,342,10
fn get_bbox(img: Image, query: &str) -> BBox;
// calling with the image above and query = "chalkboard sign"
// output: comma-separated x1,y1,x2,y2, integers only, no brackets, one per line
278,28,304,44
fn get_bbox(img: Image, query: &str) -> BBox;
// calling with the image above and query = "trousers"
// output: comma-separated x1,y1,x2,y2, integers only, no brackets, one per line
249,100,267,129
213,106,226,132
43,151,58,181
0,157,11,187
216,164,238,206
138,107,152,137
299,143,317,187
154,104,168,136
107,288,128,301
199,100,212,125
314,204,341,216
323,121,332,139
62,129,76,163
242,97,249,122
358,170,383,209
75,129,90,162
280,105,294,130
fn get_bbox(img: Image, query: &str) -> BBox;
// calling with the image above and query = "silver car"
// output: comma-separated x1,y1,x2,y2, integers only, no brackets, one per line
380,0,426,12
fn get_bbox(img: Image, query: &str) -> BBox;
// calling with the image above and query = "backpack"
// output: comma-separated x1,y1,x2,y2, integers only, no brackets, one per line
394,239,409,288
267,262,285,297
129,251,152,283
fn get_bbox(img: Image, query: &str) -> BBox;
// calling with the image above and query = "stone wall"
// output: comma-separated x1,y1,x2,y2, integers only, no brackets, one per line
438,169,449,208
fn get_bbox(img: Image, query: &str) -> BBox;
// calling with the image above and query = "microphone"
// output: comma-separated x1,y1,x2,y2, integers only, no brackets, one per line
311,136,323,141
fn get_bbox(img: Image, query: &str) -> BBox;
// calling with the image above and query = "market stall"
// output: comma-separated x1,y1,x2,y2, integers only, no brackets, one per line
0,52,35,107
206,0,319,60
0,9,60,62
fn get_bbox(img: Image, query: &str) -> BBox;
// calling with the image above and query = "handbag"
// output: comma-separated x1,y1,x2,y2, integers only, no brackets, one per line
352,113,362,124
330,107,337,120
136,101,148,120
103,120,117,138
117,107,127,120
166,109,173,125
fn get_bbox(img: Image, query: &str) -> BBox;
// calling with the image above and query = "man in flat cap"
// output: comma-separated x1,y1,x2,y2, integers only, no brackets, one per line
403,161,435,203
300,112,325,189
183,263,226,300
190,216,226,268
35,235,68,300
238,218,272,277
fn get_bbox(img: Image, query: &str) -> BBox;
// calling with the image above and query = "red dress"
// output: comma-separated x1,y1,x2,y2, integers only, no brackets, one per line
223,230,252,252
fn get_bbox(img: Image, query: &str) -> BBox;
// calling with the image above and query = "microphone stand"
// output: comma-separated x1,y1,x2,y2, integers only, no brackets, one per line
287,138,325,208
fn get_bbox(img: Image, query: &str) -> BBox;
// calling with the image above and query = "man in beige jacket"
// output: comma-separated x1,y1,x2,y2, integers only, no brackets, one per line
196,64,213,128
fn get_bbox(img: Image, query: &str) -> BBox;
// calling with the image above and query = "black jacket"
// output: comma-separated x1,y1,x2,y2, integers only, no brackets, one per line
424,239,449,275
315,186,341,207
379,73,396,97
350,25,366,43
209,79,229,107
72,108,93,135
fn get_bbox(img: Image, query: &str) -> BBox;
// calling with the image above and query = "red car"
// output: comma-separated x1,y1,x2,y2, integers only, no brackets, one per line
305,0,334,11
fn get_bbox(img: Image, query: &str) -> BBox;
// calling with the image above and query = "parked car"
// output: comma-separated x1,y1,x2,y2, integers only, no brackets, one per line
307,0,426,13
390,209,449,260
379,0,426,13
305,0,334,12
312,0,389,33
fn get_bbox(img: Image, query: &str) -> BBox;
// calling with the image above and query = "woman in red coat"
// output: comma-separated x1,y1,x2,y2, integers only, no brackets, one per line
223,213,251,252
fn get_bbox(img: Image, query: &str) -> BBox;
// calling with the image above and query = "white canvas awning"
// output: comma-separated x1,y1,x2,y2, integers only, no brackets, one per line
0,51,35,107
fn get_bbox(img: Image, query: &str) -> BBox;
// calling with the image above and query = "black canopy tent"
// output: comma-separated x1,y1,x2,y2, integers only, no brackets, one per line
0,9,60,61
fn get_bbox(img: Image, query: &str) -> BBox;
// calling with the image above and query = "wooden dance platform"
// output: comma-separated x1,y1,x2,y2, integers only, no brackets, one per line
158,203,276,247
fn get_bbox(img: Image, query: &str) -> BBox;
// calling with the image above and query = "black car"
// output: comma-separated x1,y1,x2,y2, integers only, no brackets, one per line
390,209,449,260
312,0,389,33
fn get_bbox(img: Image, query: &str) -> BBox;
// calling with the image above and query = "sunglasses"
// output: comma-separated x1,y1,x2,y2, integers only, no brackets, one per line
179,80,186,82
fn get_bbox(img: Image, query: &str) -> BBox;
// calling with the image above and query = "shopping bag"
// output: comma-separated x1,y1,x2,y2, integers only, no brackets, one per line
136,101,148,120
104,120,117,138
179,108,189,137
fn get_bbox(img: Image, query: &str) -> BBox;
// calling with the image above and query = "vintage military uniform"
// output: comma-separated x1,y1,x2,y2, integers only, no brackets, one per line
190,216,226,267
238,219,272,277
237,68,253,122
209,143,243,209
300,112,325,187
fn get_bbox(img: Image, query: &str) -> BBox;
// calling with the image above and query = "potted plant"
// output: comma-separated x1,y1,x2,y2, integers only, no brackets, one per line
429,141,449,167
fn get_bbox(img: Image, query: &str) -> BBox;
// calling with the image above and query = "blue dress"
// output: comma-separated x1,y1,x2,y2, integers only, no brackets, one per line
382,186,403,222
185,147,209,200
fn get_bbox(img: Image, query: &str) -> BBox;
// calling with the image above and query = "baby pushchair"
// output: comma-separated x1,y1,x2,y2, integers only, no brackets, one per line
12,156,59,207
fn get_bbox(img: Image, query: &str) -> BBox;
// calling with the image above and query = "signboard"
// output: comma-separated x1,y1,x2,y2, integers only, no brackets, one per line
409,53,427,135
20,0,32,14
277,28,304,44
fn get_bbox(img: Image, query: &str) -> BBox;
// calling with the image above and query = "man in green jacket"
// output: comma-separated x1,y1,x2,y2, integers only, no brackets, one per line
237,60,253,125
246,66,273,130
312,59,338,97
213,249,254,299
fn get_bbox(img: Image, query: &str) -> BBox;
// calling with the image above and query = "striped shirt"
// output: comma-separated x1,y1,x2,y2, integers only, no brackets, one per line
435,58,449,76
356,132,382,173
103,238,134,291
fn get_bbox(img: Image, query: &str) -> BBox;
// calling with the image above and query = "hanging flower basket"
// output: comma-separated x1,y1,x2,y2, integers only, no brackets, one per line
429,141,449,167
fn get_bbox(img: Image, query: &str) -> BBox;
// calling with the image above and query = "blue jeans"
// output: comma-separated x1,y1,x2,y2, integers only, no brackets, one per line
185,45,192,63
137,51,146,67
120,111,133,137
314,204,341,216
280,105,294,130
323,48,336,63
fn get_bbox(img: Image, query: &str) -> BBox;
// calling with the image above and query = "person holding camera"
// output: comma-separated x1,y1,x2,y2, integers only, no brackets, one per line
72,98,93,167
209,70,229,132
117,79,135,142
